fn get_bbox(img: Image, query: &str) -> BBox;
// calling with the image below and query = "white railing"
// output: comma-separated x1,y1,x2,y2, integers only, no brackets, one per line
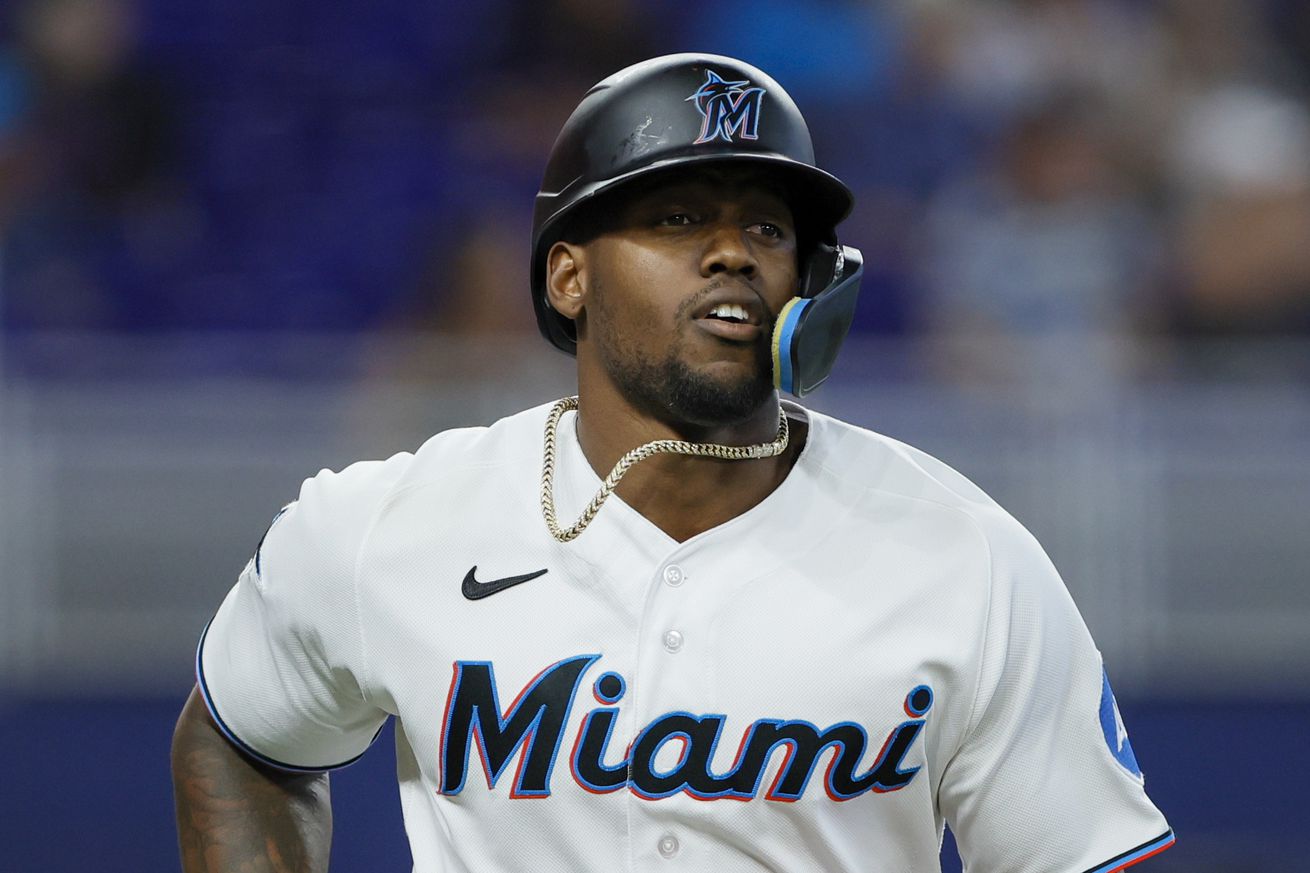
2,332,1307,696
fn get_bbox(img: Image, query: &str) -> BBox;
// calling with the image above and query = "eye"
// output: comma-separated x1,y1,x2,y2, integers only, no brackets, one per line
659,212,696,226
750,222,787,240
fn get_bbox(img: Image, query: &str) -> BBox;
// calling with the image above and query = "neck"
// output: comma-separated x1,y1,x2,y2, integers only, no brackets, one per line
571,378,806,542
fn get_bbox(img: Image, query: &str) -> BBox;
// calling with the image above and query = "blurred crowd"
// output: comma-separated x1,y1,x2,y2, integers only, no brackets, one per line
2,0,1309,377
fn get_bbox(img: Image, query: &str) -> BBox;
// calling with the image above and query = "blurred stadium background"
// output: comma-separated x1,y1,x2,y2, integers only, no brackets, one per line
1,0,1308,870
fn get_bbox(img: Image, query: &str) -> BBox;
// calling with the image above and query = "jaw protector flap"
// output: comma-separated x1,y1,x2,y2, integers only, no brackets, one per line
771,243,863,397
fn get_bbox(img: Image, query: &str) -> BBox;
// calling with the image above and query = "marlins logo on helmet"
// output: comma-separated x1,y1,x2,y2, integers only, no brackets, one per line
686,69,765,144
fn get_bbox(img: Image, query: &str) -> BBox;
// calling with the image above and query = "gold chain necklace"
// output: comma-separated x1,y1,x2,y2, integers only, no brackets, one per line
540,396,790,543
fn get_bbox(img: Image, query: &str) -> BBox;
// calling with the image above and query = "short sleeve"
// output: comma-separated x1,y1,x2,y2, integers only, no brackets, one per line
196,455,409,771
938,514,1174,872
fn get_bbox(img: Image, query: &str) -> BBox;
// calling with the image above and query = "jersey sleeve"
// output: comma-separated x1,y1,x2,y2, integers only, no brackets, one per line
196,455,409,771
938,512,1174,872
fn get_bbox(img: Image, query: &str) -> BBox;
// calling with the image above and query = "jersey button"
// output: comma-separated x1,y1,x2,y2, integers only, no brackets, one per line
663,565,685,586
657,833,680,858
663,630,684,653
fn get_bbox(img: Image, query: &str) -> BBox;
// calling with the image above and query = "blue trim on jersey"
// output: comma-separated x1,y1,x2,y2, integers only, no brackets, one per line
253,504,292,577
194,617,384,773
1083,830,1176,873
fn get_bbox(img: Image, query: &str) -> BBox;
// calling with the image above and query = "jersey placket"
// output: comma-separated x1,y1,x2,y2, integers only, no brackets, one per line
626,541,709,869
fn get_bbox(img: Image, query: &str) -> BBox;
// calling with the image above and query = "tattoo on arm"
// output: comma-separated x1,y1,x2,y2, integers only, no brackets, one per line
172,688,332,873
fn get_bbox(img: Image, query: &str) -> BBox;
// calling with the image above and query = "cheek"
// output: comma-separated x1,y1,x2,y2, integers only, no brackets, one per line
762,251,800,308
591,243,685,328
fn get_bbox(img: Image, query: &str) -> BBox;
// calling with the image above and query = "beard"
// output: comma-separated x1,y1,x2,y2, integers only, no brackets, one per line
590,281,776,430
607,343,774,428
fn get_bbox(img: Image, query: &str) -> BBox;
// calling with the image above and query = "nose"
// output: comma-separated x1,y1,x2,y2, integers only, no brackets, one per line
699,223,757,280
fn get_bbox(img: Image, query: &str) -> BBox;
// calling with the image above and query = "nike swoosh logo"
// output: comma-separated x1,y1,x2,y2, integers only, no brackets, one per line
462,566,549,600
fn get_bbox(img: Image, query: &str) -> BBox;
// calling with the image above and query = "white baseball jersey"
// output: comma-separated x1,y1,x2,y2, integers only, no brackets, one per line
197,399,1173,872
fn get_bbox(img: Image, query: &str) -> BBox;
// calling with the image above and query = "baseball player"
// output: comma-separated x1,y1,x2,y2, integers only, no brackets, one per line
172,54,1174,872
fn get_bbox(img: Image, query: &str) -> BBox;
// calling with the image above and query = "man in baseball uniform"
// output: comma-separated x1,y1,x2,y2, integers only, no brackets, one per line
172,54,1174,872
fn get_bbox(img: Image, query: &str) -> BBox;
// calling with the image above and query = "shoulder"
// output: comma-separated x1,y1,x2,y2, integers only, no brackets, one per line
799,407,1045,567
307,401,555,508
802,407,1000,520
268,401,557,569
406,401,555,475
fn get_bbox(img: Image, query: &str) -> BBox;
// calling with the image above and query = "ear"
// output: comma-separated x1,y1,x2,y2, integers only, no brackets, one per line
545,241,588,321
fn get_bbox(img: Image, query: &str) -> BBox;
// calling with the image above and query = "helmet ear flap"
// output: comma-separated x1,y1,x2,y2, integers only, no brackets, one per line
772,245,863,397
799,241,843,300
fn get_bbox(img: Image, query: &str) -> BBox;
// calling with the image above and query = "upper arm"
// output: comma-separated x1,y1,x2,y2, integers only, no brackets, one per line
195,456,409,772
937,515,1174,872
172,684,334,873
172,684,321,789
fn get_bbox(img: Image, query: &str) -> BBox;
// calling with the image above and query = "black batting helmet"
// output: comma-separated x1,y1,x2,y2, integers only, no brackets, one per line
530,53,855,357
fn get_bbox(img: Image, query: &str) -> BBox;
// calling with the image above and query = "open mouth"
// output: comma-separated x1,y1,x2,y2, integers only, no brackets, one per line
703,302,754,325
695,299,766,343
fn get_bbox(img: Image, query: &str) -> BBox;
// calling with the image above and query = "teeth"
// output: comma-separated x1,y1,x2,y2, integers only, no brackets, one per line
709,303,749,322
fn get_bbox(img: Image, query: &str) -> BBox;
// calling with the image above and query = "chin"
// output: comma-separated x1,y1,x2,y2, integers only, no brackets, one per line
663,363,775,427
599,335,776,428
